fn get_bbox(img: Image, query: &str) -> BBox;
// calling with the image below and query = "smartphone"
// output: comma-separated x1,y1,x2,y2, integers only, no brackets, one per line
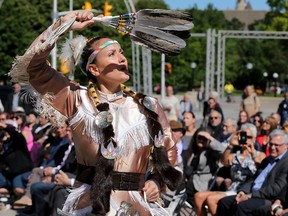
238,131,247,144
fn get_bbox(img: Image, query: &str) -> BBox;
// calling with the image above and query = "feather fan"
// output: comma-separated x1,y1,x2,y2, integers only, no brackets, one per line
93,9,193,55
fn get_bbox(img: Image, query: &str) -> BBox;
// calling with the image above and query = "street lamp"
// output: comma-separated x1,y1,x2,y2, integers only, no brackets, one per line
246,63,253,70
273,72,279,97
246,63,253,84
190,62,197,91
263,72,268,94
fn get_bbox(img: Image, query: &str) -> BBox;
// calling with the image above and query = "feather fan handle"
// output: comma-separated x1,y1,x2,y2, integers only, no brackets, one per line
60,35,87,72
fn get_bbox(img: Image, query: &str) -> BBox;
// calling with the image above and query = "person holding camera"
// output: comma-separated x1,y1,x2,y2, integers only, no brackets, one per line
194,123,266,216
216,129,288,216
184,128,224,207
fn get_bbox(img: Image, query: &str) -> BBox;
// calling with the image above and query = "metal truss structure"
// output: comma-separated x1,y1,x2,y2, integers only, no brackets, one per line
203,30,288,99
124,0,142,92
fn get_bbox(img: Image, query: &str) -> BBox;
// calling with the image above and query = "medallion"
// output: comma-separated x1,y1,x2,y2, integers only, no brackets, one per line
95,111,113,128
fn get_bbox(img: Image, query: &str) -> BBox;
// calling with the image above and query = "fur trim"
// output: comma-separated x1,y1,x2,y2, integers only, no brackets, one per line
151,146,183,191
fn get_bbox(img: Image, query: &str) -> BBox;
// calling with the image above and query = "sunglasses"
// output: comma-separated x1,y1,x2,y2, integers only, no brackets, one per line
269,142,285,147
210,116,218,120
13,116,20,120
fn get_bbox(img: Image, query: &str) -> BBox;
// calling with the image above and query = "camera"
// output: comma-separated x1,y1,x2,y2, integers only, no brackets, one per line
238,131,247,144
272,205,282,215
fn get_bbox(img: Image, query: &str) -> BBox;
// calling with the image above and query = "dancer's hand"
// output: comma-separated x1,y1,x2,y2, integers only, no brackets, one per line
142,180,160,202
61,10,98,31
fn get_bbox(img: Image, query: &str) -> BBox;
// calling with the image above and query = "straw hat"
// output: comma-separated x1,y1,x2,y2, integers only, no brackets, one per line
169,120,185,134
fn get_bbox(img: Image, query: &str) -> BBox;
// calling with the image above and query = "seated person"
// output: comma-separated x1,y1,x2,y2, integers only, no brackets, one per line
216,129,288,216
12,122,71,207
184,128,225,207
194,124,266,216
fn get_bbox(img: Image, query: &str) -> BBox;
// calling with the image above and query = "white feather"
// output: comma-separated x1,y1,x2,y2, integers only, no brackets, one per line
60,35,87,73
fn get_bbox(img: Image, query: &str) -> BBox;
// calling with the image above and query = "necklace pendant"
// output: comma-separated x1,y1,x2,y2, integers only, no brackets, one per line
154,130,164,148
95,111,113,128
101,140,119,160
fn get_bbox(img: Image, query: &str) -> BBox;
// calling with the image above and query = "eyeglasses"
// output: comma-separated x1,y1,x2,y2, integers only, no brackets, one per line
269,142,285,147
210,116,218,120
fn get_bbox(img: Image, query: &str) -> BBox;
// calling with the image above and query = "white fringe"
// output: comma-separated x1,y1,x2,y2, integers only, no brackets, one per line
117,123,150,157
61,184,92,215
69,105,104,146
10,18,76,85
128,191,170,216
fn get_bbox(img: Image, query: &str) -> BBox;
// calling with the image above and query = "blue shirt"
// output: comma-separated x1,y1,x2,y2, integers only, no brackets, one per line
252,149,287,192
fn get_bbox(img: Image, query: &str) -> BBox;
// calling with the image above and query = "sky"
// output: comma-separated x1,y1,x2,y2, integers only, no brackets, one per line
164,0,270,11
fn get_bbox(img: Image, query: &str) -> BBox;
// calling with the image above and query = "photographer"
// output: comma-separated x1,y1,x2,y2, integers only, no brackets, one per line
194,123,265,216
184,128,224,207
222,123,265,167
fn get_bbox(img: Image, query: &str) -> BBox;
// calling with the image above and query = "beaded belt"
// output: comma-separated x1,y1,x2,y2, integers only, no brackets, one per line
76,164,145,191
112,171,145,191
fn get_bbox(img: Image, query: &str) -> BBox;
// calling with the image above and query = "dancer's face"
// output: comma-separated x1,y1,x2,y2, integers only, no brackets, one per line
89,38,129,87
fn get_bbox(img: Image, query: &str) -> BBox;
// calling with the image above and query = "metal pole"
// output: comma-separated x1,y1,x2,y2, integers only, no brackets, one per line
147,49,152,95
51,0,57,70
161,54,165,100
68,0,74,80
69,0,73,40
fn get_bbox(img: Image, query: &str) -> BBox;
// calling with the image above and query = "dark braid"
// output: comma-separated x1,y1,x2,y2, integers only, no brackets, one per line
123,91,182,191
81,37,116,215
91,103,115,215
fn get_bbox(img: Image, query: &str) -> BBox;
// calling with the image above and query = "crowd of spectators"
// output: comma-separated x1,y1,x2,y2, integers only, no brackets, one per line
161,84,288,216
0,83,77,215
1,83,288,216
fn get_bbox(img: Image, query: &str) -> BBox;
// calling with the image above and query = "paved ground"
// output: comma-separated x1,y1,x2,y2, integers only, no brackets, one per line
0,95,282,216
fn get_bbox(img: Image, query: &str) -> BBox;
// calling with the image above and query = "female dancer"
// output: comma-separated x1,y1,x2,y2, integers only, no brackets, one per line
10,10,181,215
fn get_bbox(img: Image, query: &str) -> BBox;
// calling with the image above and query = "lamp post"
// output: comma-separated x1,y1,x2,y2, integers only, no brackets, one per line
273,72,279,97
246,63,253,84
263,72,268,94
190,62,197,91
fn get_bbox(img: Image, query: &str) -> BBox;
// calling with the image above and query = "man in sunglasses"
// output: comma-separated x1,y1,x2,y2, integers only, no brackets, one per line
207,110,225,142
217,129,288,216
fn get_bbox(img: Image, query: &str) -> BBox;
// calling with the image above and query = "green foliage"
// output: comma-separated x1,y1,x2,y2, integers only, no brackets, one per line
0,0,288,92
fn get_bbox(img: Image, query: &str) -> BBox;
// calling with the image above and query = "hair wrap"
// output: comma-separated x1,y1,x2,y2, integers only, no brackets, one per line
86,40,120,71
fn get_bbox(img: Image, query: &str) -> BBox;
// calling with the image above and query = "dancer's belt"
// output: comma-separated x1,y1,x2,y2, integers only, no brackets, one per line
76,164,145,191
112,171,145,191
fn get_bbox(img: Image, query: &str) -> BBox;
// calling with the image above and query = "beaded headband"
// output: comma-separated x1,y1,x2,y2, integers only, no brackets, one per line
86,40,120,71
